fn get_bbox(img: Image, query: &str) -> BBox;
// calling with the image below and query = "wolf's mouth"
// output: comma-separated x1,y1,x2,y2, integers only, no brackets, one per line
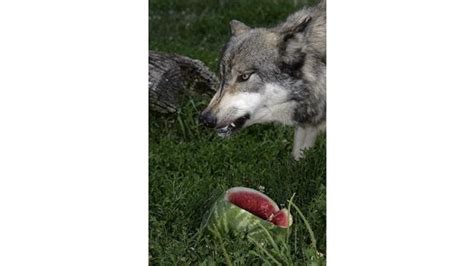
216,114,250,138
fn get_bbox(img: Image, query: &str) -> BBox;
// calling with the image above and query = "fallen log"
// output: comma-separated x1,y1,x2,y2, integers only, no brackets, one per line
149,51,218,113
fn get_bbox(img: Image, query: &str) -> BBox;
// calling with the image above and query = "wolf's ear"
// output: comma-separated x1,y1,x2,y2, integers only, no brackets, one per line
277,15,312,76
279,15,312,38
230,20,250,36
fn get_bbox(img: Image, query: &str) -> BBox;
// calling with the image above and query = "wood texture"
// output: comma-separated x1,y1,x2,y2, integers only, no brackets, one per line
149,51,217,113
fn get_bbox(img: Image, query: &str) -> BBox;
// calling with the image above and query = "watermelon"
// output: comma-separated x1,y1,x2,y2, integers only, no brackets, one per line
203,187,293,240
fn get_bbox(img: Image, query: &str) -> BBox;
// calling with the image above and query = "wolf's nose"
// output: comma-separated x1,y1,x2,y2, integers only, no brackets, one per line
199,111,217,128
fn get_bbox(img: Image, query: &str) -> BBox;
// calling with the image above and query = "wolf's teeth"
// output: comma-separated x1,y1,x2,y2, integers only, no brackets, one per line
230,123,235,128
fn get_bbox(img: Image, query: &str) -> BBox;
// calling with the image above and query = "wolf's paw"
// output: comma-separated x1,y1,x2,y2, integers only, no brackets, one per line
292,149,304,161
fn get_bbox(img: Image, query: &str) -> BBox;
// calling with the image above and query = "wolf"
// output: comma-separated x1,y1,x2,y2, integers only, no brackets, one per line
199,0,326,160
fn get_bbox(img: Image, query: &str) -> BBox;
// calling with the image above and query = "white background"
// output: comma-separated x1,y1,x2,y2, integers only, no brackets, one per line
1,0,473,265
0,0,147,265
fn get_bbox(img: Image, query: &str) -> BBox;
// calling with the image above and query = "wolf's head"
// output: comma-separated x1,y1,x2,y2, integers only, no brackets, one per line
200,13,313,137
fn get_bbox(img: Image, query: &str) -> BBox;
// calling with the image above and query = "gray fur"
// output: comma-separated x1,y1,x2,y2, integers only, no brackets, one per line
201,0,326,160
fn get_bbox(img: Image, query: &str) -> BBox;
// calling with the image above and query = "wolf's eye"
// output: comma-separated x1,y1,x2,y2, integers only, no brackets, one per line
238,73,253,82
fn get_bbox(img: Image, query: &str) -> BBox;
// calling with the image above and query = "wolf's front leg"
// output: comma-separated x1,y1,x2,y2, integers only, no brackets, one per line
292,126,307,160
292,125,319,160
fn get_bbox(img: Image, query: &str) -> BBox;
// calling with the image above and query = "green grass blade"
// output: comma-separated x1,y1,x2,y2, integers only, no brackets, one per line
248,250,273,265
248,237,282,266
289,201,317,249
210,227,232,266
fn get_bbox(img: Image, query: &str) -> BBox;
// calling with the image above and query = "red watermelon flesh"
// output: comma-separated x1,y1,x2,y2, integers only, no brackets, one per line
270,209,290,227
225,187,291,228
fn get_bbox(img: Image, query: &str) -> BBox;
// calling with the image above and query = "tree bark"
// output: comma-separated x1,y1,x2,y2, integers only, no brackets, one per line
149,51,218,113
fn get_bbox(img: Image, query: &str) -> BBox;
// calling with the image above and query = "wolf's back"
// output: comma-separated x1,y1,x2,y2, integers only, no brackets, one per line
308,0,326,59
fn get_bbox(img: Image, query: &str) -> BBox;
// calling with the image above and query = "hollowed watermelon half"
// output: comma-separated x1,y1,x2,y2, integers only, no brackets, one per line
203,187,293,239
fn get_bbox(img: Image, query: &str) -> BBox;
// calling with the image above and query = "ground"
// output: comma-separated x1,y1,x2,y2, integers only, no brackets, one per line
149,0,326,264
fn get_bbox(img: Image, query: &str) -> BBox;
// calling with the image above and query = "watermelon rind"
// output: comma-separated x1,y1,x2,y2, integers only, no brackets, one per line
202,187,293,241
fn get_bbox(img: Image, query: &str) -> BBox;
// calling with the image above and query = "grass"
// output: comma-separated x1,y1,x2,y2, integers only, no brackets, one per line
149,0,325,264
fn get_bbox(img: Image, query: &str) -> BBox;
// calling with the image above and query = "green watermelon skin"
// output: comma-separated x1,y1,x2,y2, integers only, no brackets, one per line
202,189,292,240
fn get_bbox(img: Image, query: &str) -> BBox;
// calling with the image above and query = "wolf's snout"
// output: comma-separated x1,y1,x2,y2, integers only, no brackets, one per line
199,111,217,128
